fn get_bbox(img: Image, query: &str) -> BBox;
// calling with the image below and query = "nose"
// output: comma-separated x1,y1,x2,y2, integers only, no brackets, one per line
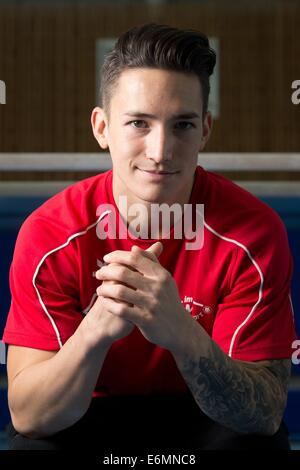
145,125,174,163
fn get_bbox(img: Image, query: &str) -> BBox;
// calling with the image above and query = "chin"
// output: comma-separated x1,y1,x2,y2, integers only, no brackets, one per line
140,189,173,204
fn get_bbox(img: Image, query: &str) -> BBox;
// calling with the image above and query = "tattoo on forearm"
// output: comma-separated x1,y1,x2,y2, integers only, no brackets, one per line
178,343,291,435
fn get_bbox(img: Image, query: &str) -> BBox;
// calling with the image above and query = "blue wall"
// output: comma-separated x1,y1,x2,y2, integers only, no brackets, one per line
0,195,299,432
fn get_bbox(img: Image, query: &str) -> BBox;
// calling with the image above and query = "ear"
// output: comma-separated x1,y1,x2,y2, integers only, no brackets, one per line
91,106,109,149
199,111,213,151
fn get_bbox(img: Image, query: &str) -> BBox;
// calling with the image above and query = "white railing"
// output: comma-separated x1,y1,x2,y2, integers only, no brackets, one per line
0,153,300,196
0,152,300,172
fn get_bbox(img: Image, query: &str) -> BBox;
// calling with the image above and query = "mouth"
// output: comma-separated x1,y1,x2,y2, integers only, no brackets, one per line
137,168,179,175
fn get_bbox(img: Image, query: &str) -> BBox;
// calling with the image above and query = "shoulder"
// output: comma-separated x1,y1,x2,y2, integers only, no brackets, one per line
199,168,288,249
15,171,111,256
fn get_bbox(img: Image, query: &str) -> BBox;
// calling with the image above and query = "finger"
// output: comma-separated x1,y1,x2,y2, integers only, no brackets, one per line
101,297,146,326
95,264,146,290
97,280,126,304
103,249,161,277
97,282,147,309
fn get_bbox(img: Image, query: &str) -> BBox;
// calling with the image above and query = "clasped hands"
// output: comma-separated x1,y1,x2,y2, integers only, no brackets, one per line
95,242,191,351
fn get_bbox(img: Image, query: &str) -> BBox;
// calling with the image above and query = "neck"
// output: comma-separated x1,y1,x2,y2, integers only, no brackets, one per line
112,173,195,240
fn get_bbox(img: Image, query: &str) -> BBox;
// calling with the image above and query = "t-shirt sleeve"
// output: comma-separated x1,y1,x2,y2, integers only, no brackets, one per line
2,214,84,350
211,211,298,361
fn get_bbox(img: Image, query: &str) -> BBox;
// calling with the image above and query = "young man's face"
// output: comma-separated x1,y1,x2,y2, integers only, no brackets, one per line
92,68,212,206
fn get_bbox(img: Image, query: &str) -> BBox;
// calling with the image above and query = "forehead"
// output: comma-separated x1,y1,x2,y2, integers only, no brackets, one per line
110,68,203,114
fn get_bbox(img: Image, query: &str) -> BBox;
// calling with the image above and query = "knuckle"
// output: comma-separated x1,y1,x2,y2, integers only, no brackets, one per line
148,296,158,312
115,285,126,298
118,266,127,278
130,253,139,265
116,303,127,316
160,269,170,283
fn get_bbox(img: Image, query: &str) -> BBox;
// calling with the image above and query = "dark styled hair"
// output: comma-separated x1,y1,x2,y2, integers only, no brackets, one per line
100,23,216,117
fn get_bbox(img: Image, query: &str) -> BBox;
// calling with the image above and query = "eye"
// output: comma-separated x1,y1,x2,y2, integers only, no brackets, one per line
129,120,148,129
174,121,195,130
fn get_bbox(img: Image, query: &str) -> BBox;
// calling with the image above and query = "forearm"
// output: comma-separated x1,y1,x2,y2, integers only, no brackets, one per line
9,319,111,438
170,320,288,435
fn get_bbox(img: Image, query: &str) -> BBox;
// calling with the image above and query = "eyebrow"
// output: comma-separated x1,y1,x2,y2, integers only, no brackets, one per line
123,111,201,120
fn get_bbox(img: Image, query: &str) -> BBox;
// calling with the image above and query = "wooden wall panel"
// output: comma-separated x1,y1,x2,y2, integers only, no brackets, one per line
0,0,300,153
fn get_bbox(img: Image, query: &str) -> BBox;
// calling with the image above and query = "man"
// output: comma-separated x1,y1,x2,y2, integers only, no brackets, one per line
3,23,297,450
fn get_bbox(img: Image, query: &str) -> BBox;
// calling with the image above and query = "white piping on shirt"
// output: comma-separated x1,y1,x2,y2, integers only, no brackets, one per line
204,220,265,358
32,210,111,349
31,209,276,354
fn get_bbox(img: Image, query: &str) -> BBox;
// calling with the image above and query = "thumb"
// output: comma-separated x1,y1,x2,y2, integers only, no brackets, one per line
146,241,163,259
131,241,163,262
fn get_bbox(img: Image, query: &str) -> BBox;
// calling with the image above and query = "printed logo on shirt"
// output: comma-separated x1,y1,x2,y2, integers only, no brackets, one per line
181,295,213,319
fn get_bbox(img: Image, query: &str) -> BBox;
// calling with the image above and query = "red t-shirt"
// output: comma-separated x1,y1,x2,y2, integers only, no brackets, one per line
2,166,297,396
